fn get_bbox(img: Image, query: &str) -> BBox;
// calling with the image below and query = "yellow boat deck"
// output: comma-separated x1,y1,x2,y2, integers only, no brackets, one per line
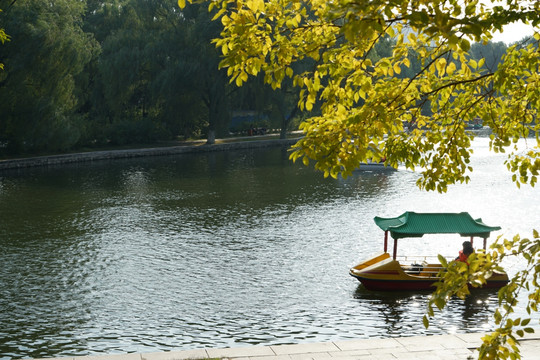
349,253,508,291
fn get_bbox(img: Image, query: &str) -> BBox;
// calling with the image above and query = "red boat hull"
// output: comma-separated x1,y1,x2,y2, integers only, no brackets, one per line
350,273,509,291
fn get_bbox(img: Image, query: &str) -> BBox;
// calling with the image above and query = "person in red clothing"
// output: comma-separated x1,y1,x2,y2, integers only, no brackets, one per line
456,241,474,264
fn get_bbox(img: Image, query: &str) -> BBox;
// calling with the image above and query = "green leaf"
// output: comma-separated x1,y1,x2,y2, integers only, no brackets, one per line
434,297,446,310
438,255,448,267
423,315,430,329
460,38,471,52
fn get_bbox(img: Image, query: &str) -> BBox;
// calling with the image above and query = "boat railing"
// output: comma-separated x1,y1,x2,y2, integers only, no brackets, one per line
397,255,444,263
397,255,454,276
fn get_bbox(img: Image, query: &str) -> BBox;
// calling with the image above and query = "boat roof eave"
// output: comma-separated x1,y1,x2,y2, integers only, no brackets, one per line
374,212,501,240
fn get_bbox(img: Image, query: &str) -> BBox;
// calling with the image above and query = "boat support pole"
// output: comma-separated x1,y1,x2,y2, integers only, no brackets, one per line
393,238,398,260
483,237,487,250
384,231,388,253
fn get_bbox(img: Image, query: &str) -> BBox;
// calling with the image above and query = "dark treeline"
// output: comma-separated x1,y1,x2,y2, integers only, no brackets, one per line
0,0,513,156
0,0,286,156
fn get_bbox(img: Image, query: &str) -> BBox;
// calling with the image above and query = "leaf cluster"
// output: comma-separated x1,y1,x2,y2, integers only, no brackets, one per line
425,230,540,359
0,8,8,71
181,0,540,192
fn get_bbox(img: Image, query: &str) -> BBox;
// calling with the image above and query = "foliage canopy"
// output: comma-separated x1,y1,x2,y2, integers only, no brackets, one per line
180,0,540,192
425,230,540,359
0,0,242,154
177,0,540,358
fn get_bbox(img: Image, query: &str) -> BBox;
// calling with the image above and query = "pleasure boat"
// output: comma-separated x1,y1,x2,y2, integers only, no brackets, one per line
349,212,509,291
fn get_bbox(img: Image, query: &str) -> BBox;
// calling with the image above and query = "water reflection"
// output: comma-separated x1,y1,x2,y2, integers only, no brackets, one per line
1,139,539,359
352,286,495,336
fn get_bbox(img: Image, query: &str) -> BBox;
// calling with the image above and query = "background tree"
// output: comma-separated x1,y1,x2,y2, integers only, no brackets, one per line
83,0,193,145
87,0,234,145
1,0,283,155
0,0,98,154
469,41,507,74
230,65,307,139
180,2,233,144
81,0,128,145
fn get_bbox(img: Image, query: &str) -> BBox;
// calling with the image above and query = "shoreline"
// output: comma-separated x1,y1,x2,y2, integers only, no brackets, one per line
0,137,301,171
0,127,498,171
17,332,540,360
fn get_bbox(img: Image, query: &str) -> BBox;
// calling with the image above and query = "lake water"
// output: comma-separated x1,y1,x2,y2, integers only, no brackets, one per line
1,137,539,359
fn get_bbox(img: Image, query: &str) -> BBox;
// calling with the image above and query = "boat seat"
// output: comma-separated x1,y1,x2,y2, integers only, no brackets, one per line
418,264,442,277
403,263,423,275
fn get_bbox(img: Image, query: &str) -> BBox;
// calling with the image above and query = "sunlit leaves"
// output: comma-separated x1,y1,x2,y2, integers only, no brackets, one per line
179,0,540,191
425,231,540,360
0,8,9,72
178,0,540,192
436,58,447,77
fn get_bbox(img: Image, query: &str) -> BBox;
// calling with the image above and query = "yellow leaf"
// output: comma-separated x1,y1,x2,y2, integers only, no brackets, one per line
221,15,231,26
447,62,456,75
246,0,263,12
178,0,186,8
358,88,365,99
286,18,297,28
437,58,447,77
235,75,243,87
403,58,410,68
407,33,417,46
478,58,485,68
286,67,293,77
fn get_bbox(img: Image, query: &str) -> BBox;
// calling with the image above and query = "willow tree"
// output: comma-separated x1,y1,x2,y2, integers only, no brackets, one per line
0,0,98,154
178,0,539,357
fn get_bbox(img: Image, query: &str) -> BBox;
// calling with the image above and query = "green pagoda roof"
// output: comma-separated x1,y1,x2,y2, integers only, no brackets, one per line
374,212,501,239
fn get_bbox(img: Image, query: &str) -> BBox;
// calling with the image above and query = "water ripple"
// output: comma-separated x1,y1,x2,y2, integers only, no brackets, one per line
1,139,539,359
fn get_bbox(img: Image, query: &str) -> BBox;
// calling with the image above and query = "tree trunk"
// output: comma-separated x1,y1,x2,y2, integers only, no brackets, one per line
280,125,288,139
206,128,216,144
279,97,300,139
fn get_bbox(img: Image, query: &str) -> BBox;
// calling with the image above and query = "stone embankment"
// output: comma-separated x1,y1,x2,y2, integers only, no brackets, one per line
0,137,300,171
0,127,495,171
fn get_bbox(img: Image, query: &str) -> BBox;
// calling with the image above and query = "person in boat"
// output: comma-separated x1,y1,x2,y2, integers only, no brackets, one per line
456,241,474,264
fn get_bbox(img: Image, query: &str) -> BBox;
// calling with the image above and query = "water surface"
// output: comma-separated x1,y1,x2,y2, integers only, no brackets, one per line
0,138,538,359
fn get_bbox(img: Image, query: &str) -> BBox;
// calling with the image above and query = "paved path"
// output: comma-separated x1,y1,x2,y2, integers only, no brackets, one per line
0,136,301,170
39,333,540,360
